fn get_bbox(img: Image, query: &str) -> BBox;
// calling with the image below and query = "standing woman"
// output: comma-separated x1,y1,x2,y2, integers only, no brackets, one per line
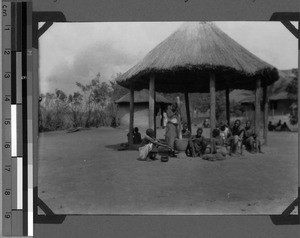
162,108,168,129
165,103,179,149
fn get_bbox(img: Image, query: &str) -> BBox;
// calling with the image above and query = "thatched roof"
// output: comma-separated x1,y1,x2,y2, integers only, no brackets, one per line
115,89,171,104
230,89,254,103
117,22,279,93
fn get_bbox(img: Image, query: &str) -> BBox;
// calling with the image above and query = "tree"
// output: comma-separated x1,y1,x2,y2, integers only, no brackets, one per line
76,73,112,127
68,92,84,127
39,89,69,131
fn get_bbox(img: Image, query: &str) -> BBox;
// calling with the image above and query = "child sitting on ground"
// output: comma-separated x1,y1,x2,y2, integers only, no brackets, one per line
133,127,142,144
139,128,174,161
186,127,207,157
203,128,227,161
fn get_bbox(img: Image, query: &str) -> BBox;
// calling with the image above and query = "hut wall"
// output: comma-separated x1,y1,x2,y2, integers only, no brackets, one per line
117,103,150,128
269,99,292,116
243,100,293,117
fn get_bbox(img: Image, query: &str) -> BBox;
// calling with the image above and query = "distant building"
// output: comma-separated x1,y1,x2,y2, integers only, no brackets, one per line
115,89,171,127
230,69,297,116
229,69,297,128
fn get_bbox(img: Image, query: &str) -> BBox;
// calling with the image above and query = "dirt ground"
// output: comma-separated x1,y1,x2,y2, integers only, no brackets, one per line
38,127,298,215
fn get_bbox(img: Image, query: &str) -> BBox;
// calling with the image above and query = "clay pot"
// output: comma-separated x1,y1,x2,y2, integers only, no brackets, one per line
175,138,188,151
174,138,188,159
161,156,169,162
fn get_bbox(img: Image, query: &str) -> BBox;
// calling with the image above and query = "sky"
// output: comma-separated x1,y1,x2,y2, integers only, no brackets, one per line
39,22,298,95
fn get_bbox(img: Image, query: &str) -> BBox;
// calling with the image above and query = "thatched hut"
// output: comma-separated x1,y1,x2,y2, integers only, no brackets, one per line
231,69,297,116
117,22,279,147
115,89,171,127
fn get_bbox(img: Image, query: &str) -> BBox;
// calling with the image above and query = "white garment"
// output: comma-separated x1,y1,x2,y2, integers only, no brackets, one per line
169,117,178,124
139,143,153,159
163,112,168,127
220,127,229,141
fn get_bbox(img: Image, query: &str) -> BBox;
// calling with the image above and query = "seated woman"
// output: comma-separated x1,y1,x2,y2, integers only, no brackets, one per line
243,121,263,153
280,122,291,131
275,120,282,131
268,121,275,131
186,127,207,157
210,128,225,154
203,128,227,161
243,121,255,152
203,119,210,128
139,128,173,161
182,122,191,139
219,123,230,144
227,119,244,155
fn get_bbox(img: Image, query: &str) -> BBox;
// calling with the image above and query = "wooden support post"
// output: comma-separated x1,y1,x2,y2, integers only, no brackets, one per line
177,96,182,139
226,86,230,125
129,84,134,148
263,83,268,145
255,78,261,137
184,92,192,133
210,73,216,139
149,75,155,134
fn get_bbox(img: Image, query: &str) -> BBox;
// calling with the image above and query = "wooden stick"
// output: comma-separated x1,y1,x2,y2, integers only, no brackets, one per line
210,73,216,139
149,75,156,135
177,96,182,139
263,82,268,145
129,84,134,148
226,85,230,125
255,78,261,137
184,92,192,133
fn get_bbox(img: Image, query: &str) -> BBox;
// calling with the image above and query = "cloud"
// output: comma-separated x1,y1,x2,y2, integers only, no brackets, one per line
39,22,298,95
215,22,298,69
39,22,182,94
40,40,140,94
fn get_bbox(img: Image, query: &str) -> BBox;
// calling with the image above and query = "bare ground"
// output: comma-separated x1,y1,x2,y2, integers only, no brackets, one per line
38,127,298,215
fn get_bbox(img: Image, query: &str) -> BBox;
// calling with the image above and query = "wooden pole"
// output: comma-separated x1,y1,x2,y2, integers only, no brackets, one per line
149,75,155,134
263,82,268,145
210,73,216,139
177,96,182,139
226,86,230,125
255,78,261,137
184,92,192,133
129,84,134,148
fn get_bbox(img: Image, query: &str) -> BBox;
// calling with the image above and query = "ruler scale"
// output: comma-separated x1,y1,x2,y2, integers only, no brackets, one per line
2,1,33,236
2,1,12,235
22,1,29,235
11,2,23,236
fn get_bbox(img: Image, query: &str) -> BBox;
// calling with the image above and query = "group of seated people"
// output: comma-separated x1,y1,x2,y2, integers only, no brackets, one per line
183,119,262,159
138,119,263,161
268,120,291,132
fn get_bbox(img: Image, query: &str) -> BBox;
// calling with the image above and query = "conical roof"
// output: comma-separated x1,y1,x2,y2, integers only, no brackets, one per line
115,89,171,104
117,22,279,93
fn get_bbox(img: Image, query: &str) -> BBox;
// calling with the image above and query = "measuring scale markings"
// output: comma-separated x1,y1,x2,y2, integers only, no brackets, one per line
2,1,33,236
